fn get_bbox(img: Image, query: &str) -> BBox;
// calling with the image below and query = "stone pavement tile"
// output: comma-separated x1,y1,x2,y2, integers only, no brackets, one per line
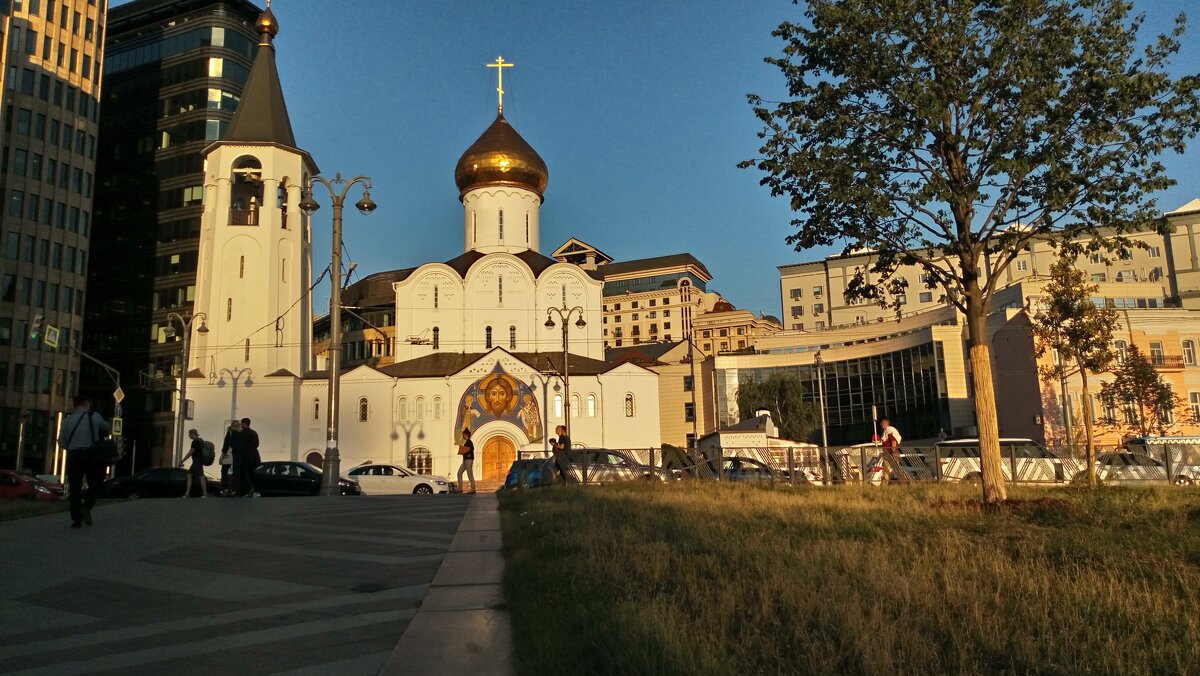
380,609,513,676
431,550,505,586
419,584,506,612
449,528,503,552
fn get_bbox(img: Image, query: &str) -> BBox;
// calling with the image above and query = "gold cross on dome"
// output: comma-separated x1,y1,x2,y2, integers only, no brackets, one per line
487,56,514,113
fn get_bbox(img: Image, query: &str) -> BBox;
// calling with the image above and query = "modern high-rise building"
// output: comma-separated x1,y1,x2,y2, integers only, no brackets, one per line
0,0,105,472
85,0,260,468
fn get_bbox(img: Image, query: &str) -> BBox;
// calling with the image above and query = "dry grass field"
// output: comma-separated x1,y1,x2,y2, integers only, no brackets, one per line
499,483,1200,676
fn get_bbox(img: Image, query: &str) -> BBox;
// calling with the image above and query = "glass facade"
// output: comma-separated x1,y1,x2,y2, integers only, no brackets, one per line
718,340,952,446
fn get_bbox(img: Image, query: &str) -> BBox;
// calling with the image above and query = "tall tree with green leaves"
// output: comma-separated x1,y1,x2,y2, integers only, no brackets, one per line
1100,345,1186,439
742,0,1200,502
1030,253,1119,486
736,374,820,443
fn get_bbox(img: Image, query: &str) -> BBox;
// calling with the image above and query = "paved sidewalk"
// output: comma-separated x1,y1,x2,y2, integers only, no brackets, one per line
0,494,476,675
381,492,513,675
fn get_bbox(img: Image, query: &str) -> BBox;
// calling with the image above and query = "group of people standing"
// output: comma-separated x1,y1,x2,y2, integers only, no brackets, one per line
180,417,260,497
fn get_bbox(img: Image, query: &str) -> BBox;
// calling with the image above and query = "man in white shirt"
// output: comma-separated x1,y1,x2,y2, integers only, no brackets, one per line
58,395,111,528
879,418,905,483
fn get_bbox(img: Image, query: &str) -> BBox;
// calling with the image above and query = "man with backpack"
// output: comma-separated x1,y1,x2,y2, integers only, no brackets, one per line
180,428,212,498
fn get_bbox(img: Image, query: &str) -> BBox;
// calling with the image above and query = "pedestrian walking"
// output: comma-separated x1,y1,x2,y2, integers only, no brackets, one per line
550,424,575,483
219,421,238,496
223,419,243,496
880,418,904,483
180,429,208,498
57,395,110,528
457,429,476,494
239,417,260,496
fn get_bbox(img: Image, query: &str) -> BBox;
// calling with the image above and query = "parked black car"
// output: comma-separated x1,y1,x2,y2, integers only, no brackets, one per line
253,461,360,496
102,467,221,499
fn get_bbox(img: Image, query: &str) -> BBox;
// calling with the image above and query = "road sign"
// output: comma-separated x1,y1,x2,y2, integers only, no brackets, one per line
113,387,125,404
112,417,123,437
185,399,194,420
43,325,60,349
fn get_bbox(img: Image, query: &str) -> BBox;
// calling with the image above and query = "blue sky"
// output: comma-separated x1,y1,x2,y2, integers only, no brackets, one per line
118,0,1200,317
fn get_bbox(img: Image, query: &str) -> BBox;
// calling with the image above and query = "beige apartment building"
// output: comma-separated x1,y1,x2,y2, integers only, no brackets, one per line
692,303,781,356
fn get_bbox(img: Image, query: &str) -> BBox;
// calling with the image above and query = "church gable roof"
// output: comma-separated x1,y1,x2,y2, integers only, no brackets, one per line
441,249,567,280
379,349,616,379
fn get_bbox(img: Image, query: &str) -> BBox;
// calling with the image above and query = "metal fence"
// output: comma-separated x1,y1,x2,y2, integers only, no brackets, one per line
508,442,1200,488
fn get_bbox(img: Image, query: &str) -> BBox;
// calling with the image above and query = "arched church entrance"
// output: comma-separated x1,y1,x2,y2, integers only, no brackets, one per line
481,436,516,482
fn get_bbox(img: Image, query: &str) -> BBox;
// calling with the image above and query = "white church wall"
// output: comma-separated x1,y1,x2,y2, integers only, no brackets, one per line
462,186,542,254
598,363,662,449
394,265,464,361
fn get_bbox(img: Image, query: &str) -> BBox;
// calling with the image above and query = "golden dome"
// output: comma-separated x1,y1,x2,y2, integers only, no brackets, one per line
256,6,280,38
454,113,549,200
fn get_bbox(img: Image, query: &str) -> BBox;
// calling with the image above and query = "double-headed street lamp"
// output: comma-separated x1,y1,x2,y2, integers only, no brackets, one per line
544,306,586,437
216,367,253,423
529,366,562,455
300,173,376,496
165,312,208,466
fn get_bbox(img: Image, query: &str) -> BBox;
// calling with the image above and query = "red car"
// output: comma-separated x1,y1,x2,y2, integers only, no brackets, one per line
0,470,64,500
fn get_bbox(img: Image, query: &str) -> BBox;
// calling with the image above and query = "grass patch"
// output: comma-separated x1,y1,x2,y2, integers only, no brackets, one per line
499,483,1200,675
0,499,69,522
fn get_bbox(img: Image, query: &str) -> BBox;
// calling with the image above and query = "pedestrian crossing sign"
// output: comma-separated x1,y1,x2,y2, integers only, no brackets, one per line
44,325,60,349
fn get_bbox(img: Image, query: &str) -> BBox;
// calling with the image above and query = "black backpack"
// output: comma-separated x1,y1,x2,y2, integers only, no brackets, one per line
201,439,216,465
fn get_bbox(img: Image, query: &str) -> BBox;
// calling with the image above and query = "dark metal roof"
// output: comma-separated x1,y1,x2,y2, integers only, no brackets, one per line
441,249,563,279
599,253,712,280
221,26,296,147
378,350,614,379
605,341,683,367
343,268,417,307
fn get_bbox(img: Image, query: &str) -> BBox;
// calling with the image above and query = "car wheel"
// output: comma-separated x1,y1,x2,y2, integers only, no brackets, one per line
964,472,982,485
413,484,433,495
127,491,141,500
1172,475,1194,486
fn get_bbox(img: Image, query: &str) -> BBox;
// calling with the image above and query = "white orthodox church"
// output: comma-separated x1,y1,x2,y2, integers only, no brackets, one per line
182,7,661,483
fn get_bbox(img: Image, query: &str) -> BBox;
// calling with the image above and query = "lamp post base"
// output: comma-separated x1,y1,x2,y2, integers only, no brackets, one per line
324,447,341,496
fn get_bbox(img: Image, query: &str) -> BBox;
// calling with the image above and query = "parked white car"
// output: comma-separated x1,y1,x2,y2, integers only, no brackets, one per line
1091,452,1200,486
346,464,453,495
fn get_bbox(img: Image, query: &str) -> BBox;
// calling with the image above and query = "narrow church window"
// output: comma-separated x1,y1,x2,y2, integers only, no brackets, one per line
571,394,580,418
281,259,287,282
472,211,477,242
561,285,566,306
587,394,596,417
358,397,369,422
433,397,442,420
432,327,440,350
525,213,529,243
433,285,438,309
244,338,250,362
398,396,408,420
415,396,425,420
313,398,320,420
226,297,232,320
509,325,516,349
485,326,492,349
554,394,563,418
498,275,504,304
239,256,244,278
408,447,432,475
624,393,635,417
498,209,504,240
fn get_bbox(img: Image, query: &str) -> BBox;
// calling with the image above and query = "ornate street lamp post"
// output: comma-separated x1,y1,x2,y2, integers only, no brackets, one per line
545,305,586,479
300,173,376,496
216,367,253,424
164,312,208,466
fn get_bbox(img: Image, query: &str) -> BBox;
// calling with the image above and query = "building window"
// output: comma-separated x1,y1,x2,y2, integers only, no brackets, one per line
498,275,503,304
498,209,504,240
1191,393,1200,420
624,393,635,417
244,339,250,362
239,256,244,278
485,326,493,349
1091,273,1107,283
1184,340,1196,366
813,303,824,314
554,394,563,418
415,397,425,420
683,375,694,392
561,284,567,306
472,211,477,242
509,325,516,349
313,398,320,420
1148,246,1161,258
226,298,232,320
432,327,440,350
1114,340,1127,363
812,286,823,299
398,397,408,420
525,213,529,242
587,393,596,417
433,285,438,309
571,394,580,418
1150,341,1165,365
919,292,933,303
433,397,443,420
684,402,695,421
408,448,432,475
1016,260,1028,272
358,397,369,422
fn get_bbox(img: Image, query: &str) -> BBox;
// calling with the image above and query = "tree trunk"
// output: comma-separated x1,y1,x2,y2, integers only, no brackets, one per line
1078,362,1097,487
966,295,1007,503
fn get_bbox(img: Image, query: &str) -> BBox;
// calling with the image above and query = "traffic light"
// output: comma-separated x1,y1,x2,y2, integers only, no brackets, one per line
30,314,44,341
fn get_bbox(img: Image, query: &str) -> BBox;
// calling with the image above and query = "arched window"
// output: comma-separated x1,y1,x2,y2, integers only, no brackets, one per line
485,326,493,349
554,394,563,418
624,393,635,417
498,275,504,304
415,396,425,420
472,211,477,242
525,213,530,243
358,397,369,422
398,396,408,421
408,447,433,475
571,394,580,418
499,209,504,240
432,327,440,350
509,325,516,349
312,397,320,420
433,396,443,420
306,451,324,468
587,393,596,417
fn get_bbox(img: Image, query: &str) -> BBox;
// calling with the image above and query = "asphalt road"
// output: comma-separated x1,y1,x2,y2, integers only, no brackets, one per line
0,494,474,675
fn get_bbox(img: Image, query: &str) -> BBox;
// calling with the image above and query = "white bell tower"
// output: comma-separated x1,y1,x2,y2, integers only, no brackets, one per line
188,5,317,379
